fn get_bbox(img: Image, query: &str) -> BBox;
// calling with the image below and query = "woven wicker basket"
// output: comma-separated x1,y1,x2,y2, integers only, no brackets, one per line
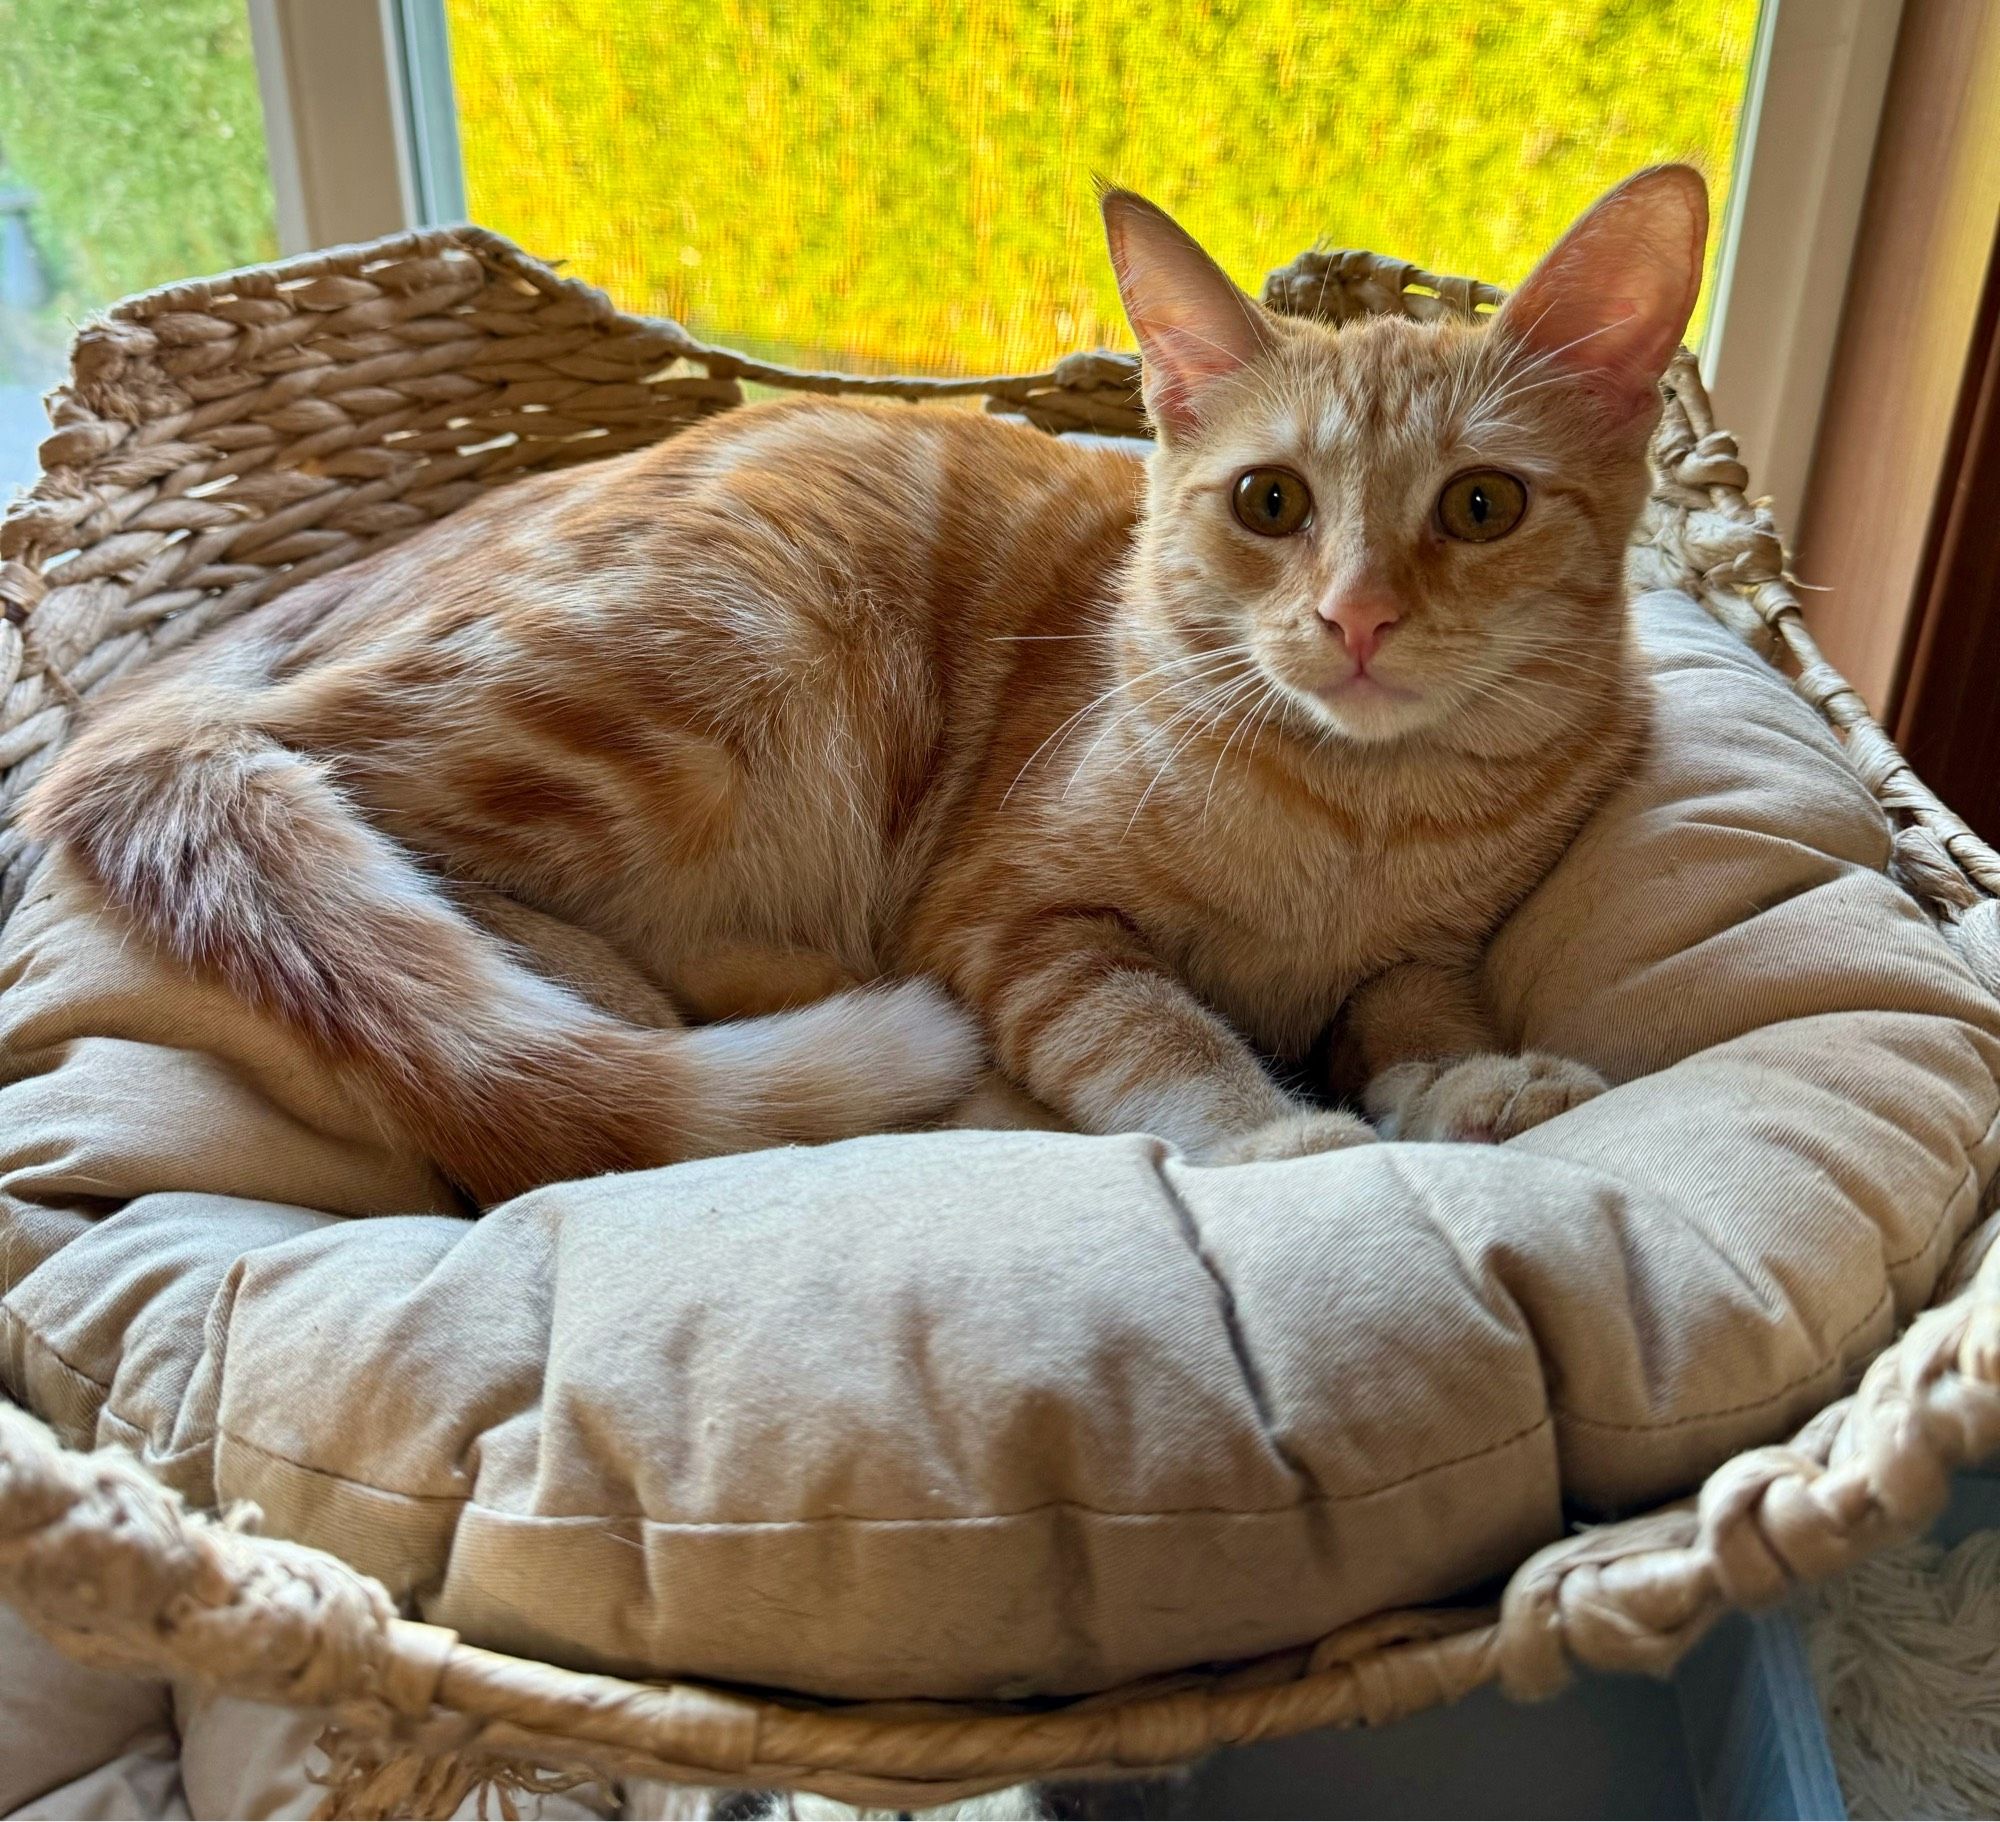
2,227,1999,1818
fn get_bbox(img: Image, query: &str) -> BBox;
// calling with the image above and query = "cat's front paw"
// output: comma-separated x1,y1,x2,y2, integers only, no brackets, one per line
1366,1052,1606,1143
1196,1108,1378,1165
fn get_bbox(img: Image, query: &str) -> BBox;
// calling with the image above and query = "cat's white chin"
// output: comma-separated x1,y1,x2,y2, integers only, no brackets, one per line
1302,675,1435,743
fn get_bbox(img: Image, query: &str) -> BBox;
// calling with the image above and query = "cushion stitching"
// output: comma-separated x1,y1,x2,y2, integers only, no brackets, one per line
1883,1107,1999,1269
0,1317,220,1479
1551,1095,2000,1434
1149,1148,1319,1497
95,1405,219,1480
0,1307,108,1399
1553,1283,1891,1436
215,1411,1556,1522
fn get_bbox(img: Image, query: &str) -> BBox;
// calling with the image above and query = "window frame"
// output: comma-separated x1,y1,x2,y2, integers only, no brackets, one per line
1702,0,1905,524
252,0,1899,525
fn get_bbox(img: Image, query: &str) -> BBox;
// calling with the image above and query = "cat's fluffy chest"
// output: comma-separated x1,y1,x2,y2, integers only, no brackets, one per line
1113,775,1553,1058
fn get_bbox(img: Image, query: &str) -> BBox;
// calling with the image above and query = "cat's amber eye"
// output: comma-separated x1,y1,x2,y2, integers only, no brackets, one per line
1436,470,1528,543
1231,468,1313,537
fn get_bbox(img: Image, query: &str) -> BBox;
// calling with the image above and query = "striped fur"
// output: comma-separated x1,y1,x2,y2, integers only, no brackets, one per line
26,168,1706,1200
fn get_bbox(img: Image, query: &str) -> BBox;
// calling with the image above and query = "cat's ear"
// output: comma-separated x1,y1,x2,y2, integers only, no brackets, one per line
1493,164,1708,424
1101,186,1276,444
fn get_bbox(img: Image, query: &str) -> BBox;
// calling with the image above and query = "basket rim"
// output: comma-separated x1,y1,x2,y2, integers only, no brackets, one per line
73,217,1508,393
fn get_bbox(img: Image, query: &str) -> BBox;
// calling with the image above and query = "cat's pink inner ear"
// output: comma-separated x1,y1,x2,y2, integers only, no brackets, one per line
1494,164,1709,422
1101,188,1274,442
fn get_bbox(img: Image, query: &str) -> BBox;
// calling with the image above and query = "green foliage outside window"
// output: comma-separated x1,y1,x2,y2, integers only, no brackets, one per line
449,0,1760,376
0,0,275,326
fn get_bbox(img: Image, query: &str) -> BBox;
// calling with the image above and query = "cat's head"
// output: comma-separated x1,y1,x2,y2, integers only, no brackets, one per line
1103,166,1707,750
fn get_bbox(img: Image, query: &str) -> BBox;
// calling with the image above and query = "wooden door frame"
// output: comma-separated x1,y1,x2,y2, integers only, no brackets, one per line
1894,219,2000,837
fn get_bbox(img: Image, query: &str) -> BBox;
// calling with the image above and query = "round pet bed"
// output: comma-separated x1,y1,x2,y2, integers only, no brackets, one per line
0,227,1998,1815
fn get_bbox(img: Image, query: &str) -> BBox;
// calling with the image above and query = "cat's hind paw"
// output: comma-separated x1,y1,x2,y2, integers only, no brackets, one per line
1196,1108,1378,1165
1366,1051,1606,1143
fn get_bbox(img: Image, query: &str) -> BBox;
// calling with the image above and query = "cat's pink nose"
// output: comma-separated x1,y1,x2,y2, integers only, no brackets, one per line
1319,591,1401,669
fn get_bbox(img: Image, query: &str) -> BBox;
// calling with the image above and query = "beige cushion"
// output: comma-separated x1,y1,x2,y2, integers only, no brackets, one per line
0,1604,180,1818
3,588,1997,1701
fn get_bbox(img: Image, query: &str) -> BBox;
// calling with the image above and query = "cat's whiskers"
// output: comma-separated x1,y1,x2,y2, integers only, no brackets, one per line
1444,334,1494,433
1456,672,1565,720
1469,632,1629,690
1454,653,1616,723
1237,677,1294,788
1023,645,1256,806
1485,314,1620,393
1383,622,1628,734
1124,667,1272,833
1078,643,1261,755
1112,656,1264,776
1201,673,1292,822
1463,330,1583,426
1463,630,1623,671
985,603,1124,646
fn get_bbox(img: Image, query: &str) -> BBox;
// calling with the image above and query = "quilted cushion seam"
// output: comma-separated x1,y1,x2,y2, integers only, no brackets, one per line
1553,1283,1888,1436
1149,1153,1320,1495
214,1411,1556,1523
0,1311,106,1441
1555,1095,2000,1435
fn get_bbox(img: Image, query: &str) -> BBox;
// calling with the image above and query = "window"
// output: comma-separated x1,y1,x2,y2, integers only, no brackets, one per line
444,1,1761,377
0,0,1904,524
0,0,275,493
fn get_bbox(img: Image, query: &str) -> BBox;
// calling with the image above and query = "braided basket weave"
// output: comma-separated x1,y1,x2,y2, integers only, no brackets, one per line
2,227,1999,1816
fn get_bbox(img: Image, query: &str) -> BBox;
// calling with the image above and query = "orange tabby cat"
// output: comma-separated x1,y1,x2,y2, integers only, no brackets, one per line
27,166,1706,1207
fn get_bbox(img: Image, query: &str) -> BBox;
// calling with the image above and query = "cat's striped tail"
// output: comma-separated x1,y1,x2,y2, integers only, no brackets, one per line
24,682,981,1207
